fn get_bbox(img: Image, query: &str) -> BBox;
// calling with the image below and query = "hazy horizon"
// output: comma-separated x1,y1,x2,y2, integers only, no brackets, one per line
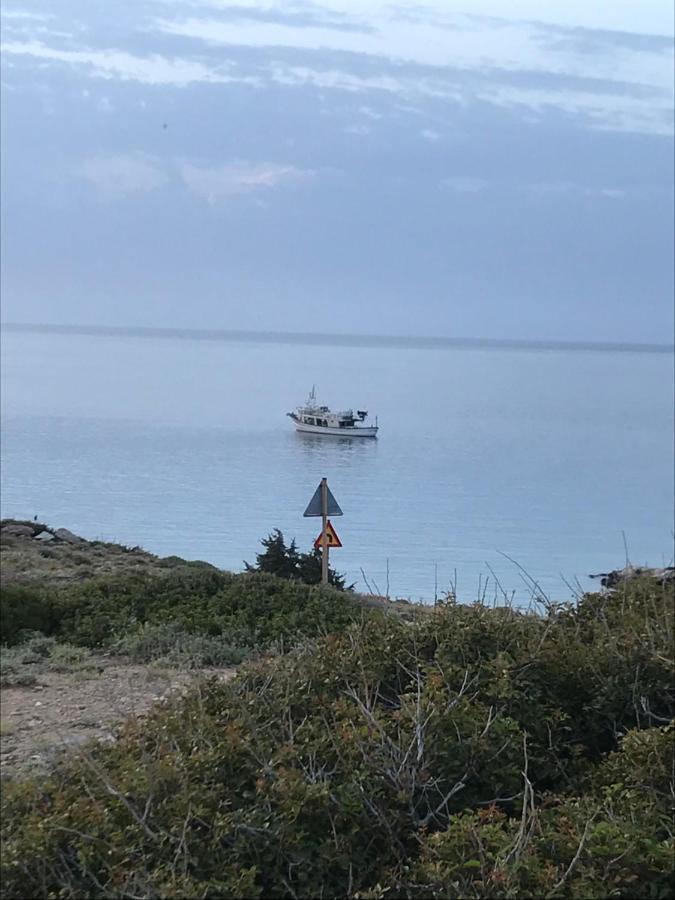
2,320,674,354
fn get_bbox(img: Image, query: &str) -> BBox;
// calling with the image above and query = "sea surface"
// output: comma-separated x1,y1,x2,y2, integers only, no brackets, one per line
1,329,673,603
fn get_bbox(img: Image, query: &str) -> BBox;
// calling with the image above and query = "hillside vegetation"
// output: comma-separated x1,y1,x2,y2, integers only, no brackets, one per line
1,522,367,663
2,559,673,898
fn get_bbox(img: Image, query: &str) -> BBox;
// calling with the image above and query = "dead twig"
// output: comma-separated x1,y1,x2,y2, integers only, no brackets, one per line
546,813,596,897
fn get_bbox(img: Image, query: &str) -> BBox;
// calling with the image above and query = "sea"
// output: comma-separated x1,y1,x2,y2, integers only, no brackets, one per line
1,327,673,605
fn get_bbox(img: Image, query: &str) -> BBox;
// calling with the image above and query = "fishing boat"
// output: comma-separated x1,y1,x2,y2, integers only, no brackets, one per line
287,388,378,437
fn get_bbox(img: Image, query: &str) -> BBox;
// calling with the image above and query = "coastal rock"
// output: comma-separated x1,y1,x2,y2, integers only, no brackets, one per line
54,528,82,543
1,524,34,537
590,565,675,590
34,531,56,543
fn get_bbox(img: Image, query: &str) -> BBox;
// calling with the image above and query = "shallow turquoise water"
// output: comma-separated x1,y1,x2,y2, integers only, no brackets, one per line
1,331,672,602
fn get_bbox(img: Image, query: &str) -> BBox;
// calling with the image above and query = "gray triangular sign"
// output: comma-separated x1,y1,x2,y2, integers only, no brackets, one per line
303,482,343,517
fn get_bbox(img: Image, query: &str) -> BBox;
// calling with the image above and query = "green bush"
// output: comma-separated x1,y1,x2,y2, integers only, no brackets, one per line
381,725,674,898
1,569,366,652
1,577,672,898
0,585,55,645
112,623,250,667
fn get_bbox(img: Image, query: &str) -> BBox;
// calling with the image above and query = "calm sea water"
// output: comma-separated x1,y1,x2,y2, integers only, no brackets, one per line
1,330,673,603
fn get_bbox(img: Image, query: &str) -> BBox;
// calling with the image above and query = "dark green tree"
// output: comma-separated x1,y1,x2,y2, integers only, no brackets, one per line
244,529,299,580
297,546,348,590
245,530,349,589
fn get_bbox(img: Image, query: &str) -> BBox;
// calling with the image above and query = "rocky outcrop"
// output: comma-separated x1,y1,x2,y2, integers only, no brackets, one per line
590,565,675,590
1,524,35,537
54,528,82,544
1,521,83,544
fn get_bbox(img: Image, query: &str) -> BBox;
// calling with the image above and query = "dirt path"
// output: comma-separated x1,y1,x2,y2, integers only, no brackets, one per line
1,663,236,780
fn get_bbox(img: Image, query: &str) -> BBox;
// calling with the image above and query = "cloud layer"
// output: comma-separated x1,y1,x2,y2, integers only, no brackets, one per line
1,0,673,342
180,161,315,203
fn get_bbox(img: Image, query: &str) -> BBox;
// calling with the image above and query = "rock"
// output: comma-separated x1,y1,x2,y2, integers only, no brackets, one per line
54,528,82,543
34,530,55,542
1,524,34,537
60,735,90,748
590,565,675,590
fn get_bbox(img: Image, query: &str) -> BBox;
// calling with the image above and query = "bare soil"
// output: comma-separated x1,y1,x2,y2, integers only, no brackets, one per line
0,661,235,780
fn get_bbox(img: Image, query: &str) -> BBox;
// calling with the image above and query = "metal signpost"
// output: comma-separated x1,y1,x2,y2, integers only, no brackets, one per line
304,477,343,584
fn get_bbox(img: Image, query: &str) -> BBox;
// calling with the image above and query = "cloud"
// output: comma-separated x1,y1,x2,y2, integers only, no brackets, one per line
267,62,420,97
153,1,374,35
440,177,627,198
527,181,626,198
0,40,246,86
77,154,317,203
442,176,488,193
0,9,53,21
151,9,672,94
179,160,315,203
345,123,371,135
77,154,168,196
420,128,441,141
264,59,671,135
148,9,672,135
532,22,675,56
1,4,672,137
481,83,673,136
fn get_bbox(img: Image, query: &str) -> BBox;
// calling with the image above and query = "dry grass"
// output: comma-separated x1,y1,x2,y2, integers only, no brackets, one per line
0,530,207,588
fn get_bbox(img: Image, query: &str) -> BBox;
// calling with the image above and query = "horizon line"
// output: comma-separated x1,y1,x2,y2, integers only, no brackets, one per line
2,322,674,354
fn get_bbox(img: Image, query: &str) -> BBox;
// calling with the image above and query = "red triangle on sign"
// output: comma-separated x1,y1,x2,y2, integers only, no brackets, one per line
314,519,342,549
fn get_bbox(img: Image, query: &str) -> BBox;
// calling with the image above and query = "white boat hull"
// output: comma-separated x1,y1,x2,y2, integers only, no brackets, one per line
291,420,378,438
287,390,379,437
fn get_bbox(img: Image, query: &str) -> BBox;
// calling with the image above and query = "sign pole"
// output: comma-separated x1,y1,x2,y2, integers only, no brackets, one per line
304,478,342,583
321,476,329,584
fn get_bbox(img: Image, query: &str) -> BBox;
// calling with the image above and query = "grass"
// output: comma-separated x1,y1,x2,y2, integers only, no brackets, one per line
0,636,97,687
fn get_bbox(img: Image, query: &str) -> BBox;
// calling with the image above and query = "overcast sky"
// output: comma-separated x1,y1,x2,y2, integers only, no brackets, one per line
1,1,673,342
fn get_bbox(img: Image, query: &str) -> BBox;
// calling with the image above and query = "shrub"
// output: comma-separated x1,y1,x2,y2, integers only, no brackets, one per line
112,623,250,668
382,725,675,898
1,577,672,898
1,568,367,653
0,636,96,684
0,585,55,645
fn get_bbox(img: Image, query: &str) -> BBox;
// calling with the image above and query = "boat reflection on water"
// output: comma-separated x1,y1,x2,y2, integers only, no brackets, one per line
291,429,378,461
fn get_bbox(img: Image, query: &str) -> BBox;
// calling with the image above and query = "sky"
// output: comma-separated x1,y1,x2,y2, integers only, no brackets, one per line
1,1,673,342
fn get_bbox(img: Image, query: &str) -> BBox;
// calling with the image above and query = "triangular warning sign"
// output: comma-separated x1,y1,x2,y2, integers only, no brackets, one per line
303,481,343,517
314,520,342,549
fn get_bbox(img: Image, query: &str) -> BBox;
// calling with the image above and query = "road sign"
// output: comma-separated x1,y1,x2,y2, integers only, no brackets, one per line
314,520,342,549
304,481,343,517
304,477,343,585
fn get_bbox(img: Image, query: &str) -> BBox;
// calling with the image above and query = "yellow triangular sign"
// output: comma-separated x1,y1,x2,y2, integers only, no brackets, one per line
314,519,342,549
